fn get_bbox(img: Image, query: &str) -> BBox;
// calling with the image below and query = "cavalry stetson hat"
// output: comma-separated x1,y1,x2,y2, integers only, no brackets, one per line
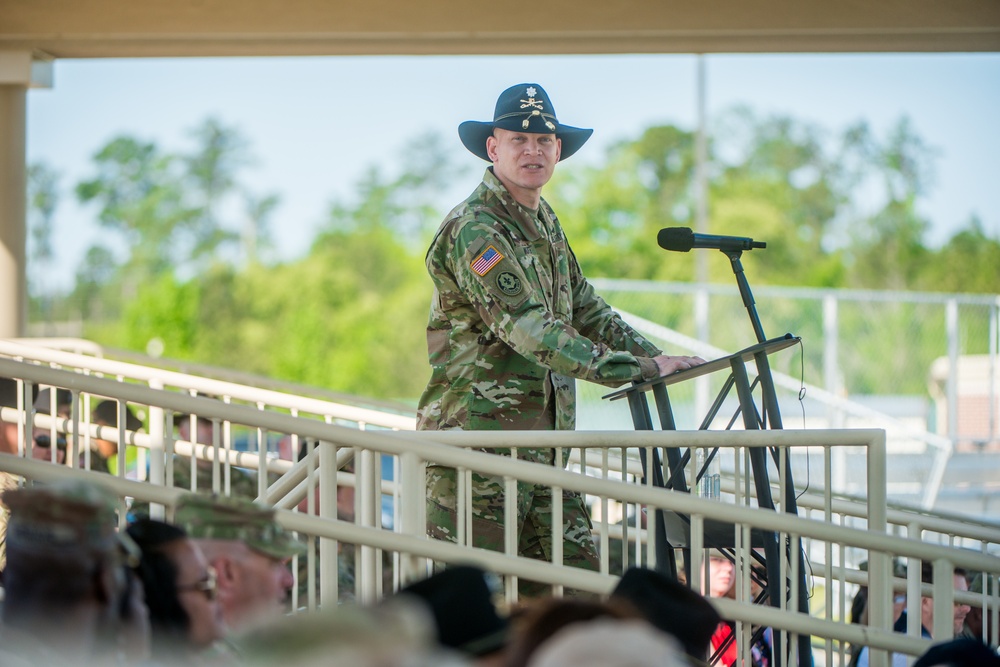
459,83,593,162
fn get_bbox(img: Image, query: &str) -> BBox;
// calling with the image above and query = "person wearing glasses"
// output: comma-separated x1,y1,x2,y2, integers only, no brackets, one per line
127,517,226,665
173,492,305,634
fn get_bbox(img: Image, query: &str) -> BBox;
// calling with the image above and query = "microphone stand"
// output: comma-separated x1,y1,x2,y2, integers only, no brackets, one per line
725,249,766,345
721,248,813,667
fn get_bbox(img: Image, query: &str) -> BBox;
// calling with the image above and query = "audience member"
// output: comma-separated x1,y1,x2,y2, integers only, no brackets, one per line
963,572,998,644
172,412,259,497
701,550,739,666
237,597,467,667
395,565,509,666
91,398,144,475
912,637,1000,667
0,479,146,665
610,566,721,663
30,386,71,465
856,561,971,667
126,517,227,665
0,377,37,571
173,492,305,634
504,595,645,667
526,617,689,667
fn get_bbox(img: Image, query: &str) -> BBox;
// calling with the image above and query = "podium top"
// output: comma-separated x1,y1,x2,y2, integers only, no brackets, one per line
603,333,801,401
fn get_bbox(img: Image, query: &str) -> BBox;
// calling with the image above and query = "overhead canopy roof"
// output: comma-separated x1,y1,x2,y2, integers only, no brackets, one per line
2,0,999,58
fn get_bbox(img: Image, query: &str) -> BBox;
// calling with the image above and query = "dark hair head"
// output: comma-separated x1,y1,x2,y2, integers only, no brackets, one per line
912,637,1000,667
0,377,38,409
505,596,643,667
611,567,721,660
125,518,192,657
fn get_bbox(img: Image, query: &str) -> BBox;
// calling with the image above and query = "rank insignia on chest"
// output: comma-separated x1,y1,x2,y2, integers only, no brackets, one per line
470,245,504,276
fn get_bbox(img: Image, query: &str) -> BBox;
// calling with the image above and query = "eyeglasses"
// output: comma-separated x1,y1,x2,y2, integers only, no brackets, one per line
177,566,217,601
34,434,67,449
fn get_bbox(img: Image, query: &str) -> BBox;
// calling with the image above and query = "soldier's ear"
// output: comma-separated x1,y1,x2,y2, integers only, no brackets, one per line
214,556,239,587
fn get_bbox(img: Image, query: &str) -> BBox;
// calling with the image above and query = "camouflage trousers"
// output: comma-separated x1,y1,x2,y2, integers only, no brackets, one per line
426,455,599,597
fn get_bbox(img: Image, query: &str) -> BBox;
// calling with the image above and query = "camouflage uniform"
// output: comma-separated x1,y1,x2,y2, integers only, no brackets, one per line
0,470,19,571
417,168,663,588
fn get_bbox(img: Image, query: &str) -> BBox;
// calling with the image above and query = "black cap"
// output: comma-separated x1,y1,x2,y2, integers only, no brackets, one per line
611,567,721,660
33,387,73,415
92,399,143,432
396,565,508,657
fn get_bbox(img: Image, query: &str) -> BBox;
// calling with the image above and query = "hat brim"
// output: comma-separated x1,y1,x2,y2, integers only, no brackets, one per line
458,120,593,162
247,532,307,560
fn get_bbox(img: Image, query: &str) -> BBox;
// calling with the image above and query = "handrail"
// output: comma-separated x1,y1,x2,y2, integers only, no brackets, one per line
0,340,415,430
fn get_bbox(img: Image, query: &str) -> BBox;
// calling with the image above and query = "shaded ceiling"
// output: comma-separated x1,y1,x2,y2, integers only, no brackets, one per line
2,0,999,58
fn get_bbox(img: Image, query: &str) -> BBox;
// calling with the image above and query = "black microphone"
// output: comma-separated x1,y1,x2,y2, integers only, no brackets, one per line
657,227,766,252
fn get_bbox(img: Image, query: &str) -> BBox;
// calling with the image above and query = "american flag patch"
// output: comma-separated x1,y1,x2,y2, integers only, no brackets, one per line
470,245,503,276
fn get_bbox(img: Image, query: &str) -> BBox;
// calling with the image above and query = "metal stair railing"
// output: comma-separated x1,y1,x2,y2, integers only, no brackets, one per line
2,354,999,666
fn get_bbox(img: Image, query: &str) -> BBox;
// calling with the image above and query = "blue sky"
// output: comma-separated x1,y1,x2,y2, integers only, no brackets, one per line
26,53,1000,290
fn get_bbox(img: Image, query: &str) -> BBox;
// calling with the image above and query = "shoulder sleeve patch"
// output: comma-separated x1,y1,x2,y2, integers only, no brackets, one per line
470,245,504,276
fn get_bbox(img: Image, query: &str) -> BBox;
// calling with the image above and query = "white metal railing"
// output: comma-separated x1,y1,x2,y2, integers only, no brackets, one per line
2,351,999,667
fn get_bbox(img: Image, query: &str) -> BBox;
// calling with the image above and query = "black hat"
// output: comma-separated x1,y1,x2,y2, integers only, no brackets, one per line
611,567,721,661
396,565,508,657
0,378,38,409
458,83,593,162
912,638,1000,667
33,387,73,415
92,399,143,432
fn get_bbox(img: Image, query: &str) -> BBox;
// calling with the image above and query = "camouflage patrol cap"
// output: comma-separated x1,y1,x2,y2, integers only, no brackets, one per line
174,492,306,560
2,479,139,564
969,571,998,595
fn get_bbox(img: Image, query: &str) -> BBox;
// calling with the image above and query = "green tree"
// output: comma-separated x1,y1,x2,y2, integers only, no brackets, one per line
75,136,196,281
26,162,60,322
841,117,936,290
183,118,249,266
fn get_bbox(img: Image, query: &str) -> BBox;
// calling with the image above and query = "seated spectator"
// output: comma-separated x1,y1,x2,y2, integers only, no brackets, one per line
912,637,1000,667
526,617,689,667
126,517,226,665
0,378,37,572
0,479,146,665
91,399,144,475
171,412,258,497
857,561,971,667
31,387,72,465
395,565,509,666
610,566,721,663
962,572,998,643
504,595,645,667
173,492,305,634
237,597,465,667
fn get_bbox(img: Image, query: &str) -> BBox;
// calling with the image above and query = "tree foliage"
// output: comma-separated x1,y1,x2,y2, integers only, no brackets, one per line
26,109,1000,401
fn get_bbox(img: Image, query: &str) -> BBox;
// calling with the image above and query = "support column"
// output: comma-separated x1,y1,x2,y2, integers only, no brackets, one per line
0,84,26,338
0,51,53,339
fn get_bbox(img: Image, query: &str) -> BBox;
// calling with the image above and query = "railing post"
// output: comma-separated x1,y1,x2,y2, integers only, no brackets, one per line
398,451,426,586
868,429,891,667
318,440,338,606
358,447,377,603
148,378,166,519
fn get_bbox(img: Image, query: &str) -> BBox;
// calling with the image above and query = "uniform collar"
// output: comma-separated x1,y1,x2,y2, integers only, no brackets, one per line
482,168,545,242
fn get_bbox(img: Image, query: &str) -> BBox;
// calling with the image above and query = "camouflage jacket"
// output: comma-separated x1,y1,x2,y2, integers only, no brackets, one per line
416,168,662,432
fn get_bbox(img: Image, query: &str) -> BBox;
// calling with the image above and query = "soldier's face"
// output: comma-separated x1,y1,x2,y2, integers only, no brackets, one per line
221,545,294,630
487,128,561,202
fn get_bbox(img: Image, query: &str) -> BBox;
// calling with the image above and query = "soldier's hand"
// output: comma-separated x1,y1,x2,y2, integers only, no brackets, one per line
653,354,707,376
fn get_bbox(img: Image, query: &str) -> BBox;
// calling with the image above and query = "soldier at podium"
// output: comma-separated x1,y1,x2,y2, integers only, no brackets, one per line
416,82,704,593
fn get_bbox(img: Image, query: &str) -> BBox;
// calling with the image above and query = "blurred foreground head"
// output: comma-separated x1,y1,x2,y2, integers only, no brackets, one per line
1,479,142,662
